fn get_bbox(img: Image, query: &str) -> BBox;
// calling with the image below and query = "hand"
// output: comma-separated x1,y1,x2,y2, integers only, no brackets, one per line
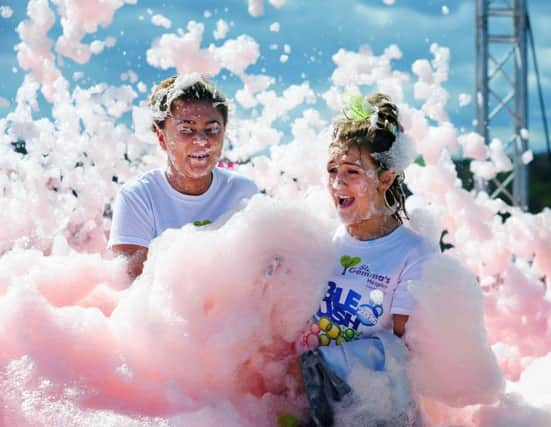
393,314,409,337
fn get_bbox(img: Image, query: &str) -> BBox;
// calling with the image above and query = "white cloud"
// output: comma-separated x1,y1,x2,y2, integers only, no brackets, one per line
151,14,171,29
0,5,13,18
213,19,229,40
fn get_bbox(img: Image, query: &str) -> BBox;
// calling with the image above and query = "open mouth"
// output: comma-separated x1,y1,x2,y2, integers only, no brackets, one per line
337,195,355,208
189,152,210,161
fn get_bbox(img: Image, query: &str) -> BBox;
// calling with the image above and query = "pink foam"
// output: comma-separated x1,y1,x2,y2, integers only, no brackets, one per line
2,3,551,424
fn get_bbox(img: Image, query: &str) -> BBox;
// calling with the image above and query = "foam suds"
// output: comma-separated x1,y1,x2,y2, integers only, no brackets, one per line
150,73,205,122
2,2,551,426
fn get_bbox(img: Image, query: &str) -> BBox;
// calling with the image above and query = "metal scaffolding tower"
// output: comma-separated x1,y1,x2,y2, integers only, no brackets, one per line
476,0,529,209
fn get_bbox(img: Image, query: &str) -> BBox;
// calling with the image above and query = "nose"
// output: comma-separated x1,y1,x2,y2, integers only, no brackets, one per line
330,172,347,189
335,171,347,184
192,131,209,146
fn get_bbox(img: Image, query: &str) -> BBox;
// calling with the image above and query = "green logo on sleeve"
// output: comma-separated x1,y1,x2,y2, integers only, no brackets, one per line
340,255,361,275
193,219,212,227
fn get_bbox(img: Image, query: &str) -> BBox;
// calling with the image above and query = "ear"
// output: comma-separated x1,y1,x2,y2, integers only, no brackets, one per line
155,127,167,151
378,169,398,193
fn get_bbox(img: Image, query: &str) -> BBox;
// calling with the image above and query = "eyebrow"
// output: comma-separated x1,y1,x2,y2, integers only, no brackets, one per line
327,161,362,167
173,118,222,125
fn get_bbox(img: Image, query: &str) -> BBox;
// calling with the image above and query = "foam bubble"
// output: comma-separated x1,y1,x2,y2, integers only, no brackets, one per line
2,4,550,424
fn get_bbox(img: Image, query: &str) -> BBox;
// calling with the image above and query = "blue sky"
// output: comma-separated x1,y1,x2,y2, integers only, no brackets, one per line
0,0,549,152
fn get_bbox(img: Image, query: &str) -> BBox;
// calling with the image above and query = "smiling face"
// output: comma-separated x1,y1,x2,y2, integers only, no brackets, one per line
157,99,225,182
327,144,387,225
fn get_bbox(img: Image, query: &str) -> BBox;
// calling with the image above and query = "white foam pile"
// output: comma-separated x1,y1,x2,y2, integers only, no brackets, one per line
1,1,550,426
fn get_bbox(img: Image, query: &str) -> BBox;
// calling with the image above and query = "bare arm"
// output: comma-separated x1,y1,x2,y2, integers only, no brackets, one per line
393,314,409,337
112,244,148,280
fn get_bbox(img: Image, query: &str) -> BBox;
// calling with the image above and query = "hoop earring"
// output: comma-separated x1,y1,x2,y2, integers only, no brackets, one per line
383,189,399,213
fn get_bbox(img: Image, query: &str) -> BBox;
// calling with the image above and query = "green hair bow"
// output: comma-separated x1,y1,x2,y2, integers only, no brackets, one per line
342,93,377,122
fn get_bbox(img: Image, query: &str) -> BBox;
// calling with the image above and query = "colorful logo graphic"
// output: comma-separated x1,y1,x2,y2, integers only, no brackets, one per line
357,289,384,326
297,286,386,351
340,255,361,275
317,316,361,346
297,317,361,350
357,303,383,326
313,282,386,343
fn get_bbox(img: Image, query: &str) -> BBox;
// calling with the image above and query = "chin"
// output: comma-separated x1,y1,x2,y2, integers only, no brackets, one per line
185,168,214,179
337,209,376,226
336,210,357,225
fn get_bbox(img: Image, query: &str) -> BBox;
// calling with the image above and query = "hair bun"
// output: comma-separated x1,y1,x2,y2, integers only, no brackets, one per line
366,128,396,154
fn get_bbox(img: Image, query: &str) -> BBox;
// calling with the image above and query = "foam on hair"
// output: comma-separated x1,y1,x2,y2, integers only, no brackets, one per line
149,73,229,131
333,93,400,158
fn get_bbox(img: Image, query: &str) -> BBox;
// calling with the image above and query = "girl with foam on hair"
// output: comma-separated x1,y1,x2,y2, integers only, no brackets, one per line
109,74,257,279
296,93,436,427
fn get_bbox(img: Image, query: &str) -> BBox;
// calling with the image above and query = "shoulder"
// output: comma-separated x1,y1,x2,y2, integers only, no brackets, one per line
119,169,164,197
214,167,258,195
397,226,438,261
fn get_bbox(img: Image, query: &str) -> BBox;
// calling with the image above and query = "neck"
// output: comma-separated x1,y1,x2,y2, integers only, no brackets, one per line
347,214,399,241
165,169,213,195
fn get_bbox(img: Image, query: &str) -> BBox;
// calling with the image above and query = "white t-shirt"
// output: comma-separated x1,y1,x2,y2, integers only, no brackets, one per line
311,225,436,345
108,167,257,248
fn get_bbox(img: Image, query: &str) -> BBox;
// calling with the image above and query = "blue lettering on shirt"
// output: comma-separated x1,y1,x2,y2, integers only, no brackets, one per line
317,281,366,330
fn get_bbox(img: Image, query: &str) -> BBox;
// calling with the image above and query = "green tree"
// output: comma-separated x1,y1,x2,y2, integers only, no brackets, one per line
340,255,361,275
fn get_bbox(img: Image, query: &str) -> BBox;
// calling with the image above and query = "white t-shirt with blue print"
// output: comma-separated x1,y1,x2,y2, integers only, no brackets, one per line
313,224,436,345
108,167,257,248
